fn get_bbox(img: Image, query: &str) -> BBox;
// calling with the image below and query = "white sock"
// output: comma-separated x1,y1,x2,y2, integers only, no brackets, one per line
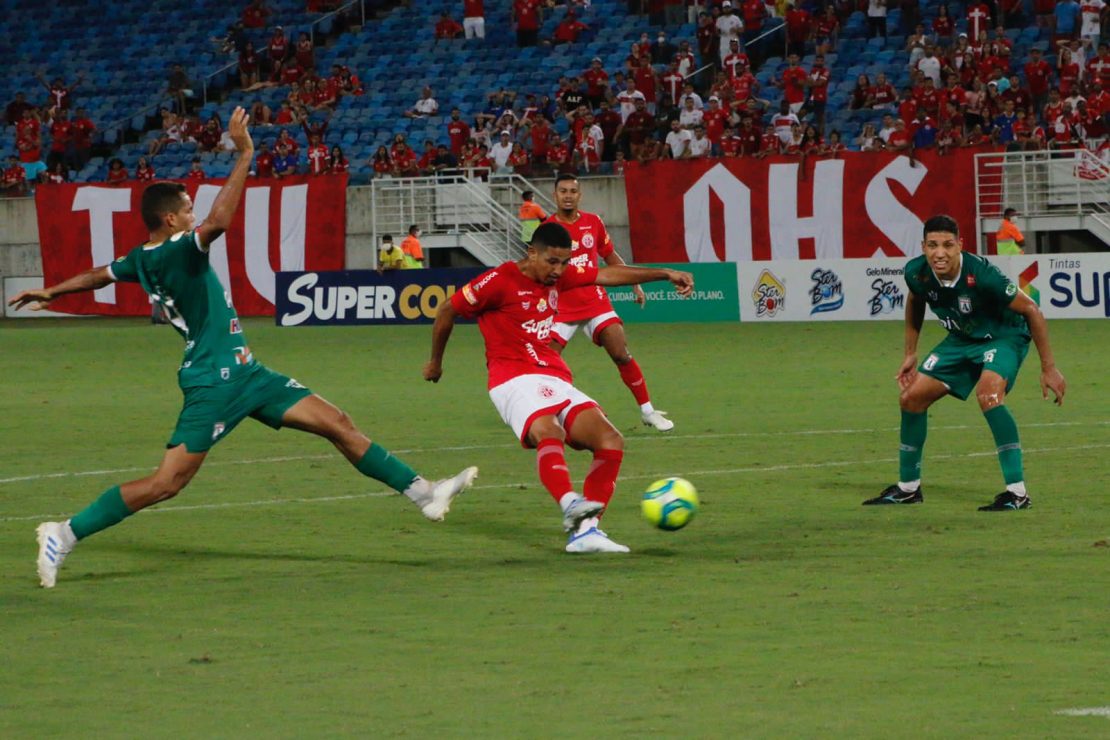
898,480,920,493
60,521,78,548
640,402,655,415
576,516,599,535
402,476,431,503
558,492,580,512
1006,481,1027,497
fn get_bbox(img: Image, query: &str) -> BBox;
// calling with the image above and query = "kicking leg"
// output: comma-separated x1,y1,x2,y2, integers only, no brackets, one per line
976,371,1029,511
37,444,207,588
863,373,948,505
281,394,477,520
526,415,604,532
596,322,672,431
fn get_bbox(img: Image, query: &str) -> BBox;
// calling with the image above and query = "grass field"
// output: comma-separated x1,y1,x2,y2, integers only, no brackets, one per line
1,317,1108,738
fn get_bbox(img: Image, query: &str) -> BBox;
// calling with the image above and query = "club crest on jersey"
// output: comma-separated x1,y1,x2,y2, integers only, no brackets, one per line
928,291,938,301
537,385,556,399
581,232,595,249
230,318,241,334
212,422,225,440
220,367,230,380
958,296,972,314
548,289,558,310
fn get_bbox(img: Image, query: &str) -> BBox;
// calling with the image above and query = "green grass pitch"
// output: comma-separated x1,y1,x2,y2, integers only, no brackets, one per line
1,318,1108,737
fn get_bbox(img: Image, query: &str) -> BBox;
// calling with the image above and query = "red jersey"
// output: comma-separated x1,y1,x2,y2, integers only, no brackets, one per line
463,0,483,16
106,167,128,184
49,120,71,152
446,119,471,155
730,72,757,102
186,169,206,181
308,143,329,174
542,210,616,322
256,151,275,177
582,68,609,97
3,165,26,186
514,0,540,29
136,164,156,181
703,108,728,143
71,118,95,148
781,66,807,104
451,261,599,389
808,66,830,103
16,116,40,142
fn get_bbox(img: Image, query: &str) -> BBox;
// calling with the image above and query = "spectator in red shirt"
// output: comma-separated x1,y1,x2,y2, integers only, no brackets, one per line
274,101,297,125
239,41,261,90
595,99,622,160
779,54,808,114
186,158,206,180
616,97,654,160
527,116,553,164
702,96,728,150
886,119,913,150
135,156,156,181
280,61,304,87
463,0,485,39
68,107,95,169
277,128,300,157
36,72,83,112
582,58,610,108
255,142,275,177
1023,47,1053,118
553,10,588,44
784,1,813,58
106,158,128,185
46,109,71,171
328,146,350,174
722,39,750,78
391,142,419,177
295,32,315,72
242,0,271,28
547,136,572,173
966,2,991,44
435,12,464,40
165,64,194,116
514,0,543,47
197,118,222,152
5,92,34,126
807,55,830,131
307,134,329,175
268,26,289,79
2,155,28,197
446,109,471,156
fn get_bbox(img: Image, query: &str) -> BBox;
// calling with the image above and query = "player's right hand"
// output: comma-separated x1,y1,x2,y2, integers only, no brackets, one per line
227,107,253,153
1041,366,1066,406
7,288,53,311
423,361,443,383
896,355,917,390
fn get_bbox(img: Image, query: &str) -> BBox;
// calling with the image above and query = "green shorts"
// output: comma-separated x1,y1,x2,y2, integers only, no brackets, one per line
169,364,313,453
919,334,1030,401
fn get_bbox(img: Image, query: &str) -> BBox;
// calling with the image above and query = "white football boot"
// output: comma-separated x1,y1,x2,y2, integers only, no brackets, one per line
36,521,77,589
642,410,675,432
565,518,631,553
561,495,606,532
406,466,479,521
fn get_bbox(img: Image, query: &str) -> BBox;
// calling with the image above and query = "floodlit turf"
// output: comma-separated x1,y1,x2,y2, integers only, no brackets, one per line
1,317,1108,737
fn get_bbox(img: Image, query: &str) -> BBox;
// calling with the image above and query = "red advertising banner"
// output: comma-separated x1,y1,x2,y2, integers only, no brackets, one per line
624,149,984,263
35,174,347,316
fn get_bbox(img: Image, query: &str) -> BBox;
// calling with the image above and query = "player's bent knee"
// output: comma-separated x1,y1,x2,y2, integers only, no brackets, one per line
976,390,1006,411
598,429,624,451
899,389,930,414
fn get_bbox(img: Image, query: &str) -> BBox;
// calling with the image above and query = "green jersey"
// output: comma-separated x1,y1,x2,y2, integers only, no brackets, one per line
109,230,257,389
904,252,1029,342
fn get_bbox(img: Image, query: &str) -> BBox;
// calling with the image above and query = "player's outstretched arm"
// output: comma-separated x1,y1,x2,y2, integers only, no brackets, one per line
897,291,927,390
6,266,114,311
595,265,693,297
1008,292,1066,405
424,300,459,383
602,250,647,306
196,107,254,249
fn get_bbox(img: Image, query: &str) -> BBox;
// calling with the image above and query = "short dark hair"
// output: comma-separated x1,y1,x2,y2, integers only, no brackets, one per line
408,224,419,234
141,182,188,231
922,214,959,237
530,222,572,250
1003,207,1018,218
554,173,578,187
382,234,393,242
522,190,534,200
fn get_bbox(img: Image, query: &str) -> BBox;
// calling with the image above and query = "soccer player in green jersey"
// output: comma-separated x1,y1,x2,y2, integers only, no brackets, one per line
9,108,478,588
863,214,1066,511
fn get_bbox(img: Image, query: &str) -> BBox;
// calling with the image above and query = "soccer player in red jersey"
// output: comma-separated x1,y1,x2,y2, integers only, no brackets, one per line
425,222,692,552
543,174,676,431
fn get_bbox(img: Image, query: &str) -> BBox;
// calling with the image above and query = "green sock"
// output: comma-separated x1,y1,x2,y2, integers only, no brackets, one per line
356,442,419,493
69,485,134,540
899,410,927,484
984,406,1023,485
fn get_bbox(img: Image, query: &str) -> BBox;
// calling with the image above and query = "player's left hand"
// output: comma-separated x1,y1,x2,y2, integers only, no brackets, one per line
423,361,443,383
633,285,646,307
227,107,253,153
7,288,53,311
667,270,694,298
1040,366,1066,406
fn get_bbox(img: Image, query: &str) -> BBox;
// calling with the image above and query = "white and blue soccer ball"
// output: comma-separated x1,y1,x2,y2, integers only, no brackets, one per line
641,477,699,531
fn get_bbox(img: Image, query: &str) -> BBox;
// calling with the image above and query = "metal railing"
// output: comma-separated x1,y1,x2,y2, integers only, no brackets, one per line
369,175,531,267
974,147,1110,246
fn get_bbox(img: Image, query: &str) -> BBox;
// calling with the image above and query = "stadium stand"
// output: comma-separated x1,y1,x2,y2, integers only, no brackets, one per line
2,0,1107,189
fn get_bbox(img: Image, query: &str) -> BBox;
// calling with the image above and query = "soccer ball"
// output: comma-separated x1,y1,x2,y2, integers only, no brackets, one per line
642,477,699,531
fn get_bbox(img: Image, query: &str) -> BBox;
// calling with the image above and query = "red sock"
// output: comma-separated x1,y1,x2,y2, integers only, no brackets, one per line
583,449,623,507
617,359,651,406
536,438,573,503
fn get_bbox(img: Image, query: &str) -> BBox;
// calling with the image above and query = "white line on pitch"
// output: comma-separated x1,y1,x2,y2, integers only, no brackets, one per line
0,420,1100,487
1,443,1105,524
1054,707,1110,718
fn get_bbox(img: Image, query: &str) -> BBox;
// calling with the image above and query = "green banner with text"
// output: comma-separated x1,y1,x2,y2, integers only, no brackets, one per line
605,262,739,323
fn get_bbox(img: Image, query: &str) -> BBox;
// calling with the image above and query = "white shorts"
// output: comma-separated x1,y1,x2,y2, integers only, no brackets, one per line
489,374,599,447
463,16,485,38
551,311,622,346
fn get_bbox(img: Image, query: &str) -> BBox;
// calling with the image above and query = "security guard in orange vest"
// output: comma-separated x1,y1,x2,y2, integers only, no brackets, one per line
996,208,1025,255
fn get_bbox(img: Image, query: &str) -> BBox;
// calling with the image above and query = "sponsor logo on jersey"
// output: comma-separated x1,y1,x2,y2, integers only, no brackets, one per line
462,284,478,305
233,345,253,365
286,378,306,389
230,318,241,334
966,274,976,287
521,315,555,340
473,270,499,291
868,279,905,315
212,422,225,440
958,295,972,314
752,269,785,317
808,268,844,314
536,298,548,312
568,252,591,269
983,349,997,364
521,301,531,310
